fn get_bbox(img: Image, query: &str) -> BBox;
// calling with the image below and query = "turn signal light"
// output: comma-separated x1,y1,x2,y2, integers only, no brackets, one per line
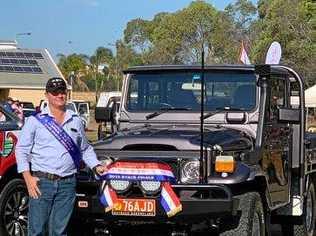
215,155,235,173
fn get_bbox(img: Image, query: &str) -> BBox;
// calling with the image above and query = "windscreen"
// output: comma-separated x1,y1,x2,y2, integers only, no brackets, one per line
66,103,76,112
126,71,256,111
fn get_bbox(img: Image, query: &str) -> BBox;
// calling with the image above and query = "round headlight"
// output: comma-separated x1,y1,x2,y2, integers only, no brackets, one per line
180,160,200,184
109,180,131,193
139,181,161,195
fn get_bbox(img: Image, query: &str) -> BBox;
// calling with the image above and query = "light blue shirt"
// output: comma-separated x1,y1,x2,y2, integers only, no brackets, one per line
16,106,100,177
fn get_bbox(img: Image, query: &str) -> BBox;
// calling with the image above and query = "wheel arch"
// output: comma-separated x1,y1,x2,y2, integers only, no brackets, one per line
0,164,22,190
231,175,270,206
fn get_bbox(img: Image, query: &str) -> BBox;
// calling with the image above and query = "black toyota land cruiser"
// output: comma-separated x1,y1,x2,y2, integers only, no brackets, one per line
74,65,316,236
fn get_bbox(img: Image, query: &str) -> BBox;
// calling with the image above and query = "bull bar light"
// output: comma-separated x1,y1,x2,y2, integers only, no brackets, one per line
139,181,161,195
109,180,131,193
180,160,200,184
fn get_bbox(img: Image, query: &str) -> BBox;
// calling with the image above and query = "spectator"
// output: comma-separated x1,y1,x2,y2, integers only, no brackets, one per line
0,111,6,122
11,98,24,121
3,97,14,113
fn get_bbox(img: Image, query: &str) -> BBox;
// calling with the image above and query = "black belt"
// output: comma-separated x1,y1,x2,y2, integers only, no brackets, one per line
32,171,75,181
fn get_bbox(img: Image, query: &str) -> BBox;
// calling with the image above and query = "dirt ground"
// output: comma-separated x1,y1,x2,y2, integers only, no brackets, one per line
85,109,98,142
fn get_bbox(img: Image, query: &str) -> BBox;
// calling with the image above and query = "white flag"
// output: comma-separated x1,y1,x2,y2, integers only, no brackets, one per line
239,41,251,65
265,41,282,64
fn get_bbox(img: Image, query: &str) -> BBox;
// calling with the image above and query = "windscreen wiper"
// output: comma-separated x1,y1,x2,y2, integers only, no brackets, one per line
202,106,244,120
146,107,191,120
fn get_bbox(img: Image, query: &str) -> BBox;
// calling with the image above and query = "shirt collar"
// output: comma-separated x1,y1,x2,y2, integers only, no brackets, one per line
41,105,76,124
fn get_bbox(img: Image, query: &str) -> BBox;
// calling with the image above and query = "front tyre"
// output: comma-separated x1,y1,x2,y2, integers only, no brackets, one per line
0,179,28,236
220,192,265,236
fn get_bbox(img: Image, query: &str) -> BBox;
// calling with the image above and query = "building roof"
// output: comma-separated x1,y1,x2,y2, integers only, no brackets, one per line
0,40,17,46
0,47,65,89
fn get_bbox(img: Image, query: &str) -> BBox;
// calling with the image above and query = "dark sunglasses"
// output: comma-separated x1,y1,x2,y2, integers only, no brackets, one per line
49,90,67,96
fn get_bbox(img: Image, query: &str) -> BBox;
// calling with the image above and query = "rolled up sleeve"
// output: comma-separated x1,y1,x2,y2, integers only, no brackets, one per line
15,117,36,173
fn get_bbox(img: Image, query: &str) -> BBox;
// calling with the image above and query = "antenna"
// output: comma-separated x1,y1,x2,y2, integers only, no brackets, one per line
199,45,205,183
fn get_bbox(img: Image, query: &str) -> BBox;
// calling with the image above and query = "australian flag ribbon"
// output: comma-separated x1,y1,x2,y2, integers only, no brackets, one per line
99,161,182,217
34,114,82,170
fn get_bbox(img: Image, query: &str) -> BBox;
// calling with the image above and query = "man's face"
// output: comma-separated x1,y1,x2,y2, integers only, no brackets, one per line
45,90,67,108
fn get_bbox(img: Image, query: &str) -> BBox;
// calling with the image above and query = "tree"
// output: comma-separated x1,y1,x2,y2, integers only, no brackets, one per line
122,1,258,65
123,1,219,64
57,53,90,91
107,40,142,90
222,0,257,63
252,0,315,86
89,47,113,96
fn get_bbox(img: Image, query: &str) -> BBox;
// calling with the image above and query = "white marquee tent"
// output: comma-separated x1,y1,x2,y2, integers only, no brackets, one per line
304,85,316,108
291,84,316,108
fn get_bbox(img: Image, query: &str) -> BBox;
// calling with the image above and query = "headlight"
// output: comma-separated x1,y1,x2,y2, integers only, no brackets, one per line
139,181,161,195
109,180,131,193
180,160,200,184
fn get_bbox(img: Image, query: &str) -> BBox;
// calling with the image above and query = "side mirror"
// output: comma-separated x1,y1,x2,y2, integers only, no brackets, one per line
95,107,111,122
226,112,246,124
109,102,120,133
278,107,300,123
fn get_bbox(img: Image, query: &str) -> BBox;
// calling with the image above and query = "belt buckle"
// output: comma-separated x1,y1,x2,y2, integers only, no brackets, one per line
47,173,56,180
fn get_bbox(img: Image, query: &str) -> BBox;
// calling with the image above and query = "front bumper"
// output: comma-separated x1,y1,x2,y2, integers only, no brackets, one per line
74,183,239,223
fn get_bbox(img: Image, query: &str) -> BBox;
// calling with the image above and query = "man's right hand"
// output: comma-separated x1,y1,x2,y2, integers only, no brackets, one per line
22,171,41,199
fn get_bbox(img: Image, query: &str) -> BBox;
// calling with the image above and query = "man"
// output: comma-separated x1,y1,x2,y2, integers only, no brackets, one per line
16,77,105,236
11,98,24,121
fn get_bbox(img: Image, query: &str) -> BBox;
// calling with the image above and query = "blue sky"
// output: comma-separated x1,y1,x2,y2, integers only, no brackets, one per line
1,0,257,59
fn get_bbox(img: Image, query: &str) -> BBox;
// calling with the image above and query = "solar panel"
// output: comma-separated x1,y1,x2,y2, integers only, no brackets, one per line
10,59,18,64
32,53,44,59
13,66,24,72
22,67,32,72
0,58,39,66
5,52,14,57
0,65,43,74
0,51,44,59
1,59,10,64
31,67,42,73
28,60,38,65
15,52,24,58
23,52,33,58
0,51,44,73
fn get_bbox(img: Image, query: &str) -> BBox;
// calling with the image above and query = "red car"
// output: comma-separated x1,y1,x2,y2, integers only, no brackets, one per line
0,105,26,236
